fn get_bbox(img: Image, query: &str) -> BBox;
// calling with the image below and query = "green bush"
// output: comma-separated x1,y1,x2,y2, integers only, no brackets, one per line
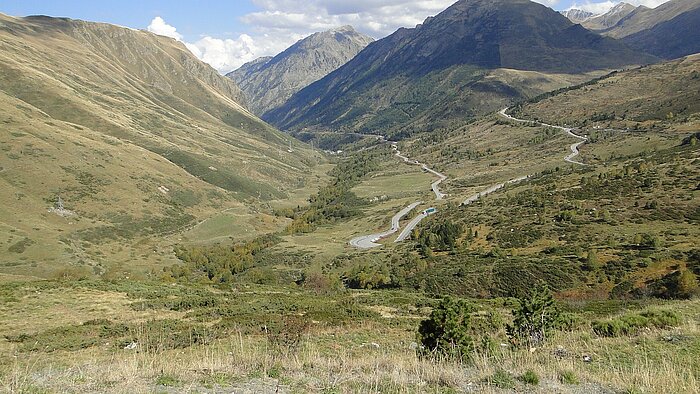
559,370,579,385
520,370,540,385
648,269,699,299
417,297,476,359
486,369,516,389
592,319,628,337
506,286,561,347
641,309,682,328
592,309,681,337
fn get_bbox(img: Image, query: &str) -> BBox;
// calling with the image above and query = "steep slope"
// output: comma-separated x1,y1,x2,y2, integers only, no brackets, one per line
601,0,700,38
229,56,273,84
561,9,595,23
622,6,700,59
263,0,656,138
582,2,637,30
227,26,373,116
0,14,320,278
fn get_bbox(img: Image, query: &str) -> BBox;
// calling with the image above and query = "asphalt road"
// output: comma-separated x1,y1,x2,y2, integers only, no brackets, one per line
349,144,447,249
498,108,588,166
349,201,422,249
461,175,530,206
394,208,438,242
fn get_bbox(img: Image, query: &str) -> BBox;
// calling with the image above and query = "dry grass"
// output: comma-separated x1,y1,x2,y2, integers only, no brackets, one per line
2,302,698,393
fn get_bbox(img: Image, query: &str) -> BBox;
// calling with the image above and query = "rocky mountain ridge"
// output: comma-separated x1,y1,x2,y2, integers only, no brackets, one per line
227,26,373,116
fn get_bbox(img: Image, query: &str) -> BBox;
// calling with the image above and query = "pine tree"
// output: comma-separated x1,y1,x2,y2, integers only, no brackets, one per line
506,285,561,348
417,297,475,359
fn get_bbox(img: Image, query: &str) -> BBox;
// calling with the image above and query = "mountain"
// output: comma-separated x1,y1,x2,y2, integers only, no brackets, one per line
581,2,637,30
621,3,700,59
561,9,595,23
600,0,700,38
263,0,657,138
227,26,373,116
0,14,319,277
229,56,273,83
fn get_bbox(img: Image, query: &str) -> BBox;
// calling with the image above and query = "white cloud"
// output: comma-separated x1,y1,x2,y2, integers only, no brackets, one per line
242,0,455,38
147,16,182,41
185,33,305,75
148,2,458,74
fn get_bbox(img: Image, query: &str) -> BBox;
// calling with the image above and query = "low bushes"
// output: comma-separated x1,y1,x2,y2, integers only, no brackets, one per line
592,309,681,337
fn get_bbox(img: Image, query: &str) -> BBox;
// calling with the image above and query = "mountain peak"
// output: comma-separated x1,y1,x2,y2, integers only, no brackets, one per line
561,8,596,23
582,2,638,30
330,25,357,33
227,26,373,115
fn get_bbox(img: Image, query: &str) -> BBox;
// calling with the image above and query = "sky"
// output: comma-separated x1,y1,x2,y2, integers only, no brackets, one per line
0,0,671,74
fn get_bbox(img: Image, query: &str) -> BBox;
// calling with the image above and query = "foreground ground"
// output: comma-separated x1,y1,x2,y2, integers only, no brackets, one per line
0,280,698,393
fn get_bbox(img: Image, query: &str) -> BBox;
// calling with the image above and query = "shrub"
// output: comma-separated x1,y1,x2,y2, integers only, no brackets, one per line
639,310,682,328
155,374,179,387
559,370,579,385
265,315,310,355
506,285,561,347
520,370,540,385
486,369,516,389
417,297,476,359
648,269,699,299
300,271,342,294
592,319,628,337
592,309,681,337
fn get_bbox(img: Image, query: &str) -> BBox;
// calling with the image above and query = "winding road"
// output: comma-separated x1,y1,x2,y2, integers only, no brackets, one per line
349,107,588,249
392,144,448,200
498,108,588,166
461,175,530,206
395,209,433,242
349,201,423,249
348,145,446,249
458,109,587,205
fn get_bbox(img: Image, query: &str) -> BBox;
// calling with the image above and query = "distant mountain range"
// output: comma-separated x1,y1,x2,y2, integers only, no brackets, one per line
562,0,700,59
227,26,373,116
262,0,657,138
580,3,638,30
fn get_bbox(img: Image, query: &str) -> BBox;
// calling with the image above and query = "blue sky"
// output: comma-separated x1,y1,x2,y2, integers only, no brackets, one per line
0,0,258,40
0,0,670,73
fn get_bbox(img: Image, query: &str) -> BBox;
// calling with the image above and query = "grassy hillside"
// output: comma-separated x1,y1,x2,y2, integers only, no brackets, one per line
620,6,700,60
601,0,700,39
1,278,697,392
512,54,700,132
0,14,325,279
